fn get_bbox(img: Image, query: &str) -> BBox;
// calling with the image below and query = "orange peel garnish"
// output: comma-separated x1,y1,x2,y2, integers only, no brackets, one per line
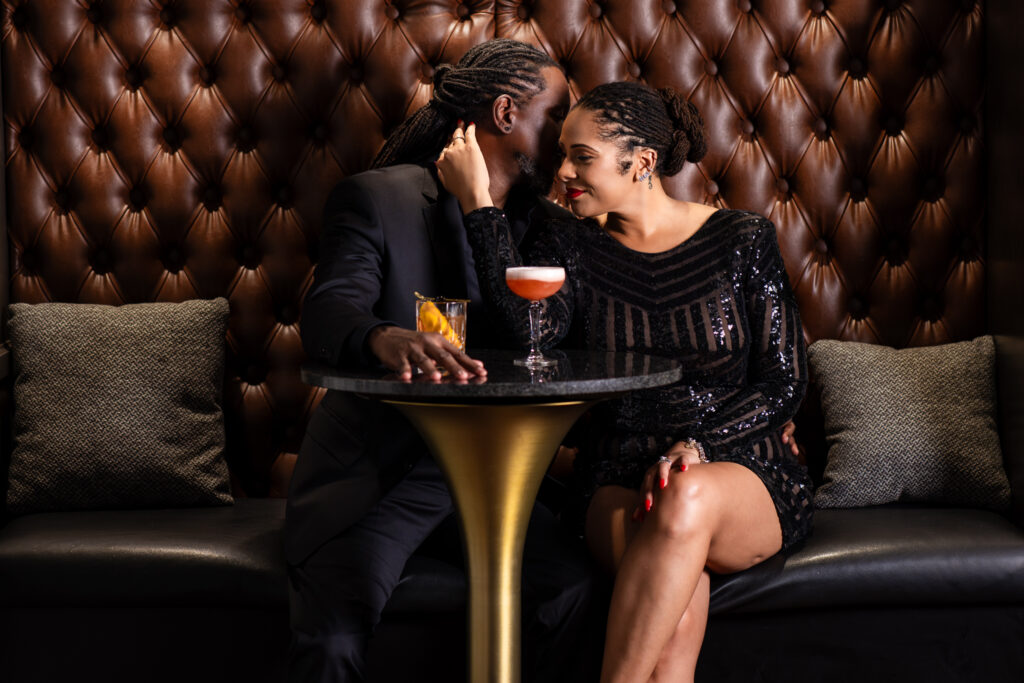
417,299,460,347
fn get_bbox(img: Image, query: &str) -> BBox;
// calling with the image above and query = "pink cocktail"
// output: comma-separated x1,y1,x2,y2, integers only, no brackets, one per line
505,266,565,368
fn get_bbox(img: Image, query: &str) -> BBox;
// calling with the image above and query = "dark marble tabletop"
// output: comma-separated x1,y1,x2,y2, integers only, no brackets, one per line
301,349,681,403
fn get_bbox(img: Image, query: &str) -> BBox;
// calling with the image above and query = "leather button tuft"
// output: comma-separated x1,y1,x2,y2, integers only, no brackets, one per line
277,186,293,208
163,245,184,272
235,3,252,23
129,186,147,211
776,177,790,194
884,0,902,11
848,296,867,320
705,180,719,196
50,67,67,88
961,0,975,11
421,63,435,81
705,60,718,77
86,3,104,24
923,176,944,202
11,5,28,29
91,126,109,150
54,187,72,213
310,1,326,22
159,6,175,27
815,239,828,255
279,306,297,324
736,0,752,12
884,115,903,137
163,126,182,150
241,245,260,269
813,117,829,139
237,126,256,152
386,5,399,20
20,249,37,272
959,114,975,133
848,57,866,79
628,62,642,78
203,185,222,211
811,0,826,13
662,0,677,14
125,65,145,89
740,119,755,137
456,4,470,19
886,239,905,265
517,5,530,20
349,63,364,84
311,123,328,146
246,365,265,385
199,63,217,87
920,295,943,322
849,177,866,202
590,3,603,19
92,249,112,274
960,234,977,260
272,63,288,82
776,58,790,75
17,128,32,151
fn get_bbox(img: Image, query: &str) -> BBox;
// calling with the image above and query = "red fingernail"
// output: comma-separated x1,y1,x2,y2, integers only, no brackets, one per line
659,478,666,489
457,119,463,127
680,463,688,472
645,499,652,512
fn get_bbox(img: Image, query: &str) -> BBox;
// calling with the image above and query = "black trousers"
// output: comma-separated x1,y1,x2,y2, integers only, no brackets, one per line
287,455,598,683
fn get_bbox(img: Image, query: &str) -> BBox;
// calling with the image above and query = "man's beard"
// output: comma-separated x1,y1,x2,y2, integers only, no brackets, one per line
514,152,555,196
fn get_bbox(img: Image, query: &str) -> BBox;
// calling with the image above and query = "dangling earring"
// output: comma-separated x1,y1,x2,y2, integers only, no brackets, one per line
639,170,653,189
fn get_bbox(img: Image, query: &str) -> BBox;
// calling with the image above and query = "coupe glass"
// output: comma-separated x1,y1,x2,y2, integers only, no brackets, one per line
505,266,565,368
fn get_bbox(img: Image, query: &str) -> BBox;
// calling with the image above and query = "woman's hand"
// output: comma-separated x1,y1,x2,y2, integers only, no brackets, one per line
435,122,494,212
635,441,703,520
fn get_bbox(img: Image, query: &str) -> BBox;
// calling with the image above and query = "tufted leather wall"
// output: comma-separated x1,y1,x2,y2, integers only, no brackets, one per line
1,0,987,496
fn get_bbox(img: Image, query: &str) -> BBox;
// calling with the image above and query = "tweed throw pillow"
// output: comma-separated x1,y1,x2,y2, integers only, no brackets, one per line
5,299,233,514
807,336,1008,510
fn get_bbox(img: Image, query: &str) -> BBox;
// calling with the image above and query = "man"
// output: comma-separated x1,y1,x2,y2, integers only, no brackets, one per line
285,39,593,682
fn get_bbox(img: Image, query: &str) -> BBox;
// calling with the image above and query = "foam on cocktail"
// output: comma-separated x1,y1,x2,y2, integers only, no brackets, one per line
505,266,565,281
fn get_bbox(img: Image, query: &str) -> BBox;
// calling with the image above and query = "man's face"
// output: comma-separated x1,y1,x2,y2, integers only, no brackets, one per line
509,66,570,194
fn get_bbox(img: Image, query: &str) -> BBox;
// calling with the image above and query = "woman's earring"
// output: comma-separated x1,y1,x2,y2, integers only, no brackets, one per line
639,170,653,189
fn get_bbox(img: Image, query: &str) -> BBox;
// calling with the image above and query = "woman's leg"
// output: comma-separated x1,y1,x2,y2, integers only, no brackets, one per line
587,462,783,683
648,570,709,683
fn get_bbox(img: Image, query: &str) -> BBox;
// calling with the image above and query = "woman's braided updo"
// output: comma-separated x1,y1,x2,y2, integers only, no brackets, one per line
371,39,559,169
573,81,706,177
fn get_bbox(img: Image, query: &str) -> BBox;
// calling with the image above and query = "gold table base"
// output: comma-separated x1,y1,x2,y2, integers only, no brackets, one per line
386,399,594,683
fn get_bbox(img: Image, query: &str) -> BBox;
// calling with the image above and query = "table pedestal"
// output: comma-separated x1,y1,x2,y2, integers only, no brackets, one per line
386,399,594,683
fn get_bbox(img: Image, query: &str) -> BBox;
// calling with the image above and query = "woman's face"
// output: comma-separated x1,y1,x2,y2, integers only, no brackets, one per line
556,108,642,217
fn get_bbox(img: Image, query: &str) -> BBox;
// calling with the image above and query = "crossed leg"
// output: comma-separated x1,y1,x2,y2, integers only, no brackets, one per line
585,461,782,683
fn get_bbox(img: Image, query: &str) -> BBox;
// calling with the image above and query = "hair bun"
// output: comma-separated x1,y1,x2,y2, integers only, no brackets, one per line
657,87,707,174
432,63,455,91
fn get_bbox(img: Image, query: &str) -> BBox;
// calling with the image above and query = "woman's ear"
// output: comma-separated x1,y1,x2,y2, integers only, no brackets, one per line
635,147,658,180
490,94,516,134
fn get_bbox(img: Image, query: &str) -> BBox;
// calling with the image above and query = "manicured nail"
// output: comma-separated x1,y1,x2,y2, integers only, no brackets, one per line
645,498,652,512
659,478,666,489
680,462,687,472
457,119,463,127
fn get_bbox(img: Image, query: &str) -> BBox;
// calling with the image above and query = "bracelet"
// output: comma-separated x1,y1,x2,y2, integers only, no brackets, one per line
683,438,709,463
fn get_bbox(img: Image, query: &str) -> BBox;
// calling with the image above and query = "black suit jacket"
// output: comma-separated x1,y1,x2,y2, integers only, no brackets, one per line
285,164,568,564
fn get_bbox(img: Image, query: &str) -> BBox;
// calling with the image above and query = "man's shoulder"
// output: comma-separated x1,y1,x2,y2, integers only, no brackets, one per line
332,164,437,203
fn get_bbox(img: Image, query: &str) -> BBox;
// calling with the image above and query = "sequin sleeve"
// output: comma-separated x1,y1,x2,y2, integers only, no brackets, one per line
463,206,573,349
698,218,808,458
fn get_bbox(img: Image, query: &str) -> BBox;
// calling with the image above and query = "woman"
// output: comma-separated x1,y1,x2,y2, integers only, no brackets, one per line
437,81,813,682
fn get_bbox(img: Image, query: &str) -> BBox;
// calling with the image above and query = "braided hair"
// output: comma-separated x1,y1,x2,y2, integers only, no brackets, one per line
371,39,559,169
574,81,707,176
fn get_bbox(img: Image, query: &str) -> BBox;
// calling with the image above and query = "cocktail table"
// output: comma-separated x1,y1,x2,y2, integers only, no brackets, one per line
302,349,680,683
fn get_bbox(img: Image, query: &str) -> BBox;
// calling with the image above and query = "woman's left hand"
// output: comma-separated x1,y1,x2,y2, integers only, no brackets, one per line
636,441,703,519
436,122,494,212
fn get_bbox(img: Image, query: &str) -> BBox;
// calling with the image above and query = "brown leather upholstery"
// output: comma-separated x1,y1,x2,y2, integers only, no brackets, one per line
1,1,987,497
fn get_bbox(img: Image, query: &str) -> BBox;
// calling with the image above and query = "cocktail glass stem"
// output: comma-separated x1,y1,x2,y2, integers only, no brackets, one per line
515,300,555,368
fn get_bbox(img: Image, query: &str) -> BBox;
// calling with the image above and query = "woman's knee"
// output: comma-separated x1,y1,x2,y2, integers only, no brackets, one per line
649,469,719,539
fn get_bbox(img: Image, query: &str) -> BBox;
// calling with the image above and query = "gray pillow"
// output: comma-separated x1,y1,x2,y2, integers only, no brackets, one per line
808,336,1009,511
5,298,233,514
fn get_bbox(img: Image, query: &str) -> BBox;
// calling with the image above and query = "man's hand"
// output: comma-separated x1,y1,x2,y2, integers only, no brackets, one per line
435,122,494,212
367,325,486,382
781,420,799,457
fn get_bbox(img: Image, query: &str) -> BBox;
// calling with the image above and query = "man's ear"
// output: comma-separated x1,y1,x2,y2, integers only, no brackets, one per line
491,94,516,134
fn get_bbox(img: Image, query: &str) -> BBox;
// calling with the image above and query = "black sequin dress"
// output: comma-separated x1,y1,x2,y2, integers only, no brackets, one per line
465,207,813,549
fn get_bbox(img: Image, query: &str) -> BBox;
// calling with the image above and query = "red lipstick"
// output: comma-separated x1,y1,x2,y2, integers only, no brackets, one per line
566,188,584,199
